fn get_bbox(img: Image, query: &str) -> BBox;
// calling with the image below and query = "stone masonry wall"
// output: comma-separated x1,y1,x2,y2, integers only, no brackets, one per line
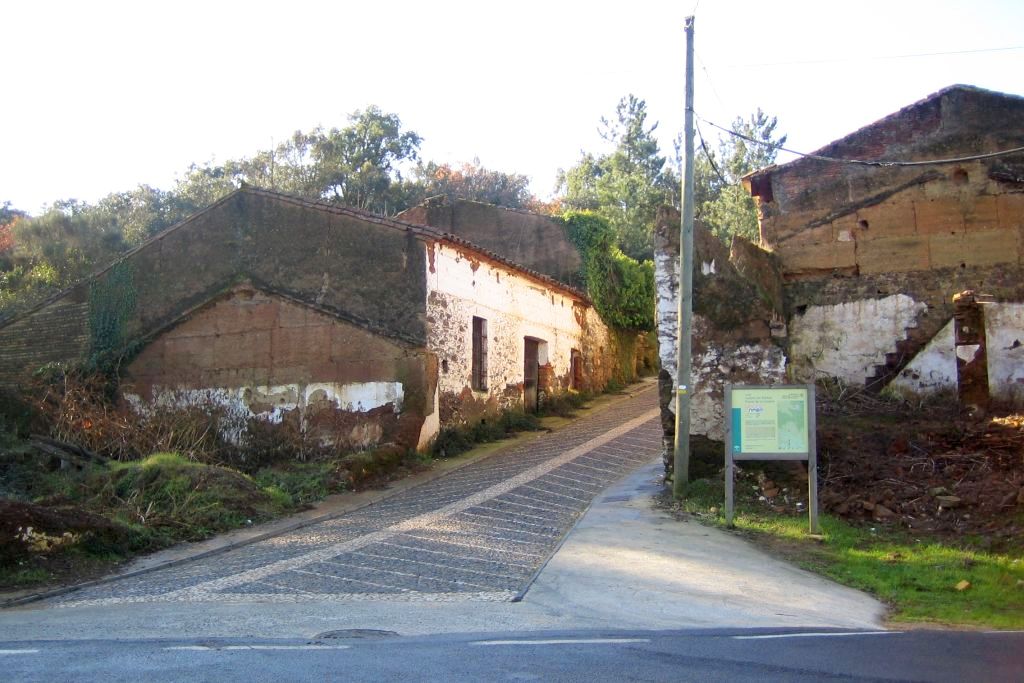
654,208,787,453
745,87,1024,399
425,240,613,426
0,190,432,387
398,198,583,287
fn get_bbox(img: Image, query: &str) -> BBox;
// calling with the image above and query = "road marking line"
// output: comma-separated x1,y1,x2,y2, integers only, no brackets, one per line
424,525,547,548
471,638,650,646
290,567,411,593
477,499,565,518
0,649,39,655
319,558,495,591
456,509,554,529
543,471,607,487
559,461,620,476
165,645,351,651
518,484,591,503
503,492,576,511
732,631,897,640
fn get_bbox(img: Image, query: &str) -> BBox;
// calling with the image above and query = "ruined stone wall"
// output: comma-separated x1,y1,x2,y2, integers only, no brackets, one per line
398,198,583,287
759,161,1024,281
654,208,787,448
123,285,435,452
424,240,611,425
889,303,1024,407
0,294,90,386
745,87,1024,399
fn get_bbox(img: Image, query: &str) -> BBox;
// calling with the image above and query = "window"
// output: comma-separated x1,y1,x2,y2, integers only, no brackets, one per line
472,316,488,391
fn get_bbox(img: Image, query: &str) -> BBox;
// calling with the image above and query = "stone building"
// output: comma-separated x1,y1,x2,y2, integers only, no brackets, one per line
0,188,627,452
747,84,1024,405
656,84,1024,448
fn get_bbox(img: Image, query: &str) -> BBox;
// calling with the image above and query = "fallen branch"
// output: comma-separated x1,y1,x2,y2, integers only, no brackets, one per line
29,434,109,464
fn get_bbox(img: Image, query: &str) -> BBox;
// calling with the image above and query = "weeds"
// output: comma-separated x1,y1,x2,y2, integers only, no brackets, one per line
431,408,542,458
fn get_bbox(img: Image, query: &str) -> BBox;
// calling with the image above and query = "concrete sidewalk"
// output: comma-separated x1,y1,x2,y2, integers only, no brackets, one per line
522,458,886,631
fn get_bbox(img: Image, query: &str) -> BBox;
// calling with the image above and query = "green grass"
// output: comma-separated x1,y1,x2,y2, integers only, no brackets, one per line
678,478,1024,629
2,567,51,586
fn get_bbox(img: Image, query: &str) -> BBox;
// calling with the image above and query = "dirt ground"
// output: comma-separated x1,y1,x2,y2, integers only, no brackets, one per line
748,390,1024,551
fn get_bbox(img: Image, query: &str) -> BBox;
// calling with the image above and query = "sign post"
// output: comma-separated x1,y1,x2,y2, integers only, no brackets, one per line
724,384,819,533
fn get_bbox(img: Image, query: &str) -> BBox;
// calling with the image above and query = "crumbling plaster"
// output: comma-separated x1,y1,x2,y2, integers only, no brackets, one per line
984,303,1024,405
425,240,608,423
122,286,431,452
788,294,926,384
654,209,786,443
890,320,957,397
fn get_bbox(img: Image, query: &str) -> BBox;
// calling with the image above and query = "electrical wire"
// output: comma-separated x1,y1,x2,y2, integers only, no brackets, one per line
697,114,1024,167
695,121,729,186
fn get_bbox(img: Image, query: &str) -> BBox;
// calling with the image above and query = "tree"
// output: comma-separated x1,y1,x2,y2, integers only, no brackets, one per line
409,158,533,209
558,95,673,260
170,106,422,216
311,106,422,214
698,109,786,244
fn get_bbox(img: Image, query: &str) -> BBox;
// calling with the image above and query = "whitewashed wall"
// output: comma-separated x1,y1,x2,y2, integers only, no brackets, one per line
891,320,957,397
655,246,786,440
788,294,926,384
425,241,608,419
985,304,1024,405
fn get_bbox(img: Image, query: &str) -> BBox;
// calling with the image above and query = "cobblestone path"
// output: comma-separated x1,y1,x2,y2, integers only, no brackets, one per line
47,385,661,607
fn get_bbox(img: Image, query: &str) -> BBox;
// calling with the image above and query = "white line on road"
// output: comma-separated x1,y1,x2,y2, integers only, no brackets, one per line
471,638,650,646
165,645,351,651
0,649,39,655
732,631,897,640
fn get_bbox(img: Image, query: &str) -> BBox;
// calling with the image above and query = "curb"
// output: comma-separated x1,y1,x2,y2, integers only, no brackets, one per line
2,380,656,610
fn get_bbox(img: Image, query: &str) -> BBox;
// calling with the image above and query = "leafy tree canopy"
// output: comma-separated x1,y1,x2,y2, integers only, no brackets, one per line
558,95,674,261
697,109,786,244
0,105,548,319
410,158,532,209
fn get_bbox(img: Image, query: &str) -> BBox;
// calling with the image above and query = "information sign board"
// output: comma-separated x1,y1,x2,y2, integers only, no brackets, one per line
724,385,819,533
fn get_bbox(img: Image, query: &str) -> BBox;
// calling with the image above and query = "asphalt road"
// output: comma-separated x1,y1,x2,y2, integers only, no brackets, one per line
40,386,662,608
2,628,1022,682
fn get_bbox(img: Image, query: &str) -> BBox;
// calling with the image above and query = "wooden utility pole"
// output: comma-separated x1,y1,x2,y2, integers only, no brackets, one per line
673,15,695,498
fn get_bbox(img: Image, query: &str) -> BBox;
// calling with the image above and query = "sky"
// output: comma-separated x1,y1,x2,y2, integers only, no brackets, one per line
2,0,1023,214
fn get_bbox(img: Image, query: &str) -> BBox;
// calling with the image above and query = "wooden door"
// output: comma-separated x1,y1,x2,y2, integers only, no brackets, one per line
524,338,539,413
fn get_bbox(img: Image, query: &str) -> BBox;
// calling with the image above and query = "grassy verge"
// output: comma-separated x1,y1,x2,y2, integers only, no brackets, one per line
675,478,1024,629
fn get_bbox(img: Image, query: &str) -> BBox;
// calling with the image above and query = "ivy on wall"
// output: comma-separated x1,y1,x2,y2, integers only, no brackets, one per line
87,261,137,366
561,211,655,331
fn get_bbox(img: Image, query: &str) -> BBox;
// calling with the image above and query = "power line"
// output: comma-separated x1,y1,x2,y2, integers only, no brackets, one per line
695,121,729,186
721,45,1024,69
697,114,1024,167
695,51,727,110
